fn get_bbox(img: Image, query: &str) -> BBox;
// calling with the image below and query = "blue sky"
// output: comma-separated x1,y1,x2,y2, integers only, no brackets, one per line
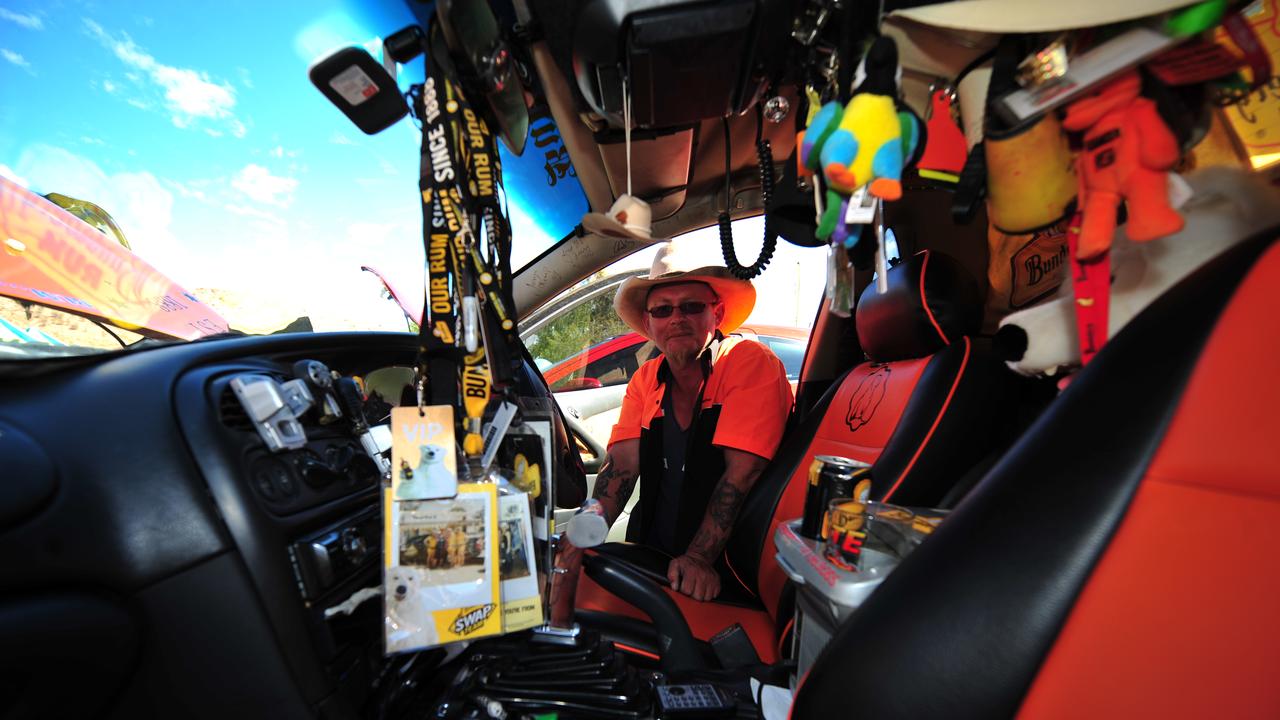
0,0,578,331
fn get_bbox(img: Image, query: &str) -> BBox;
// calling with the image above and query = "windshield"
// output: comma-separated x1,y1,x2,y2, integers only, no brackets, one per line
0,0,585,355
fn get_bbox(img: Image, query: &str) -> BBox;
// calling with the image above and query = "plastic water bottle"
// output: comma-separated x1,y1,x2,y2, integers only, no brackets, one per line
565,498,609,547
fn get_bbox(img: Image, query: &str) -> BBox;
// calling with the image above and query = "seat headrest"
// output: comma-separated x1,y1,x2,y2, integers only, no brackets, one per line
856,250,982,362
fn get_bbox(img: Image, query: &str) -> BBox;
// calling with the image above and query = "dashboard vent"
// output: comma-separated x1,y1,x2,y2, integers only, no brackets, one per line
219,387,254,432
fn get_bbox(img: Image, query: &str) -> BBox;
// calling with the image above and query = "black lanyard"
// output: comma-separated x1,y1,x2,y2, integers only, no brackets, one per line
416,67,465,407
414,40,518,431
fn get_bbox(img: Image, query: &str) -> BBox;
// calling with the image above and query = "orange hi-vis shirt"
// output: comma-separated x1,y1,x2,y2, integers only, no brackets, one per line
608,334,794,553
608,335,794,458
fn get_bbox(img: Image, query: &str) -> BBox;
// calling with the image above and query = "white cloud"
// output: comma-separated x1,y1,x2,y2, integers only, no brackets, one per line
1,48,34,74
345,222,405,248
329,131,354,146
224,202,285,224
80,136,105,146
127,98,150,110
204,128,223,138
231,164,298,208
83,19,242,135
0,164,28,186
102,79,118,93
166,180,208,202
378,158,398,176
237,67,254,89
153,66,235,119
0,8,42,29
11,144,178,268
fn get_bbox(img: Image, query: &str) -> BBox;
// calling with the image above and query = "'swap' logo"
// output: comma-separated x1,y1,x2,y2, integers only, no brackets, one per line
452,604,495,636
846,365,890,431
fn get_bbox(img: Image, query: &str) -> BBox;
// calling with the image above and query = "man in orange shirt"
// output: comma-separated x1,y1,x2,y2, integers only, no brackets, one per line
556,243,794,604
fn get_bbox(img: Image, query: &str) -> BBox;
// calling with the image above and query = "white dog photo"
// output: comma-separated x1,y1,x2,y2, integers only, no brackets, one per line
385,567,439,652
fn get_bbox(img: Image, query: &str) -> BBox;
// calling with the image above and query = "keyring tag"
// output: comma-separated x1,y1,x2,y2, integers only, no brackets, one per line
391,405,459,501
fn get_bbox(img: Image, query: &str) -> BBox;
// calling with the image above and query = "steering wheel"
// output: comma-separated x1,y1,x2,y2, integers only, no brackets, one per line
562,412,606,475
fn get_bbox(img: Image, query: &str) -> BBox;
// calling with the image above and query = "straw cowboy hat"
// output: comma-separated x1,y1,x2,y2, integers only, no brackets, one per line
614,242,756,340
889,0,1202,33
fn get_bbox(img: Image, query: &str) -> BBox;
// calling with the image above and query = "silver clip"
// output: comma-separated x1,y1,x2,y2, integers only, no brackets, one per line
874,201,889,295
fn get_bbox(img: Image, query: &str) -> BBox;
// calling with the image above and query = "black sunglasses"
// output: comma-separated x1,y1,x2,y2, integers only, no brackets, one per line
645,300,717,318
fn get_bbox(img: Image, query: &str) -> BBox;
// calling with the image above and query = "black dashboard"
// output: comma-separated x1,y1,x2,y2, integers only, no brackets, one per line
0,331,586,719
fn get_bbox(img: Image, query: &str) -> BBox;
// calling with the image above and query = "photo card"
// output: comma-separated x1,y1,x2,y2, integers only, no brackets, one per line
384,482,501,653
497,492,542,632
496,420,553,539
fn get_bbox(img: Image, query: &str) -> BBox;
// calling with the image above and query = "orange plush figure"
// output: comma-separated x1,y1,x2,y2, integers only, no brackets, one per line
1061,72,1184,260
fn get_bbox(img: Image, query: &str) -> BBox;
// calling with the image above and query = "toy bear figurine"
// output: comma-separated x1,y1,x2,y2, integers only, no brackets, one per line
1061,71,1184,261
800,36,920,243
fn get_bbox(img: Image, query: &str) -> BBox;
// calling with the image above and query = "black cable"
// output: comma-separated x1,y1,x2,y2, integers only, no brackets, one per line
91,319,127,347
719,109,778,280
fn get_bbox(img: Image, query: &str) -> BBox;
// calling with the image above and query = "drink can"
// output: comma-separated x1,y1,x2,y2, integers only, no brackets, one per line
799,455,871,539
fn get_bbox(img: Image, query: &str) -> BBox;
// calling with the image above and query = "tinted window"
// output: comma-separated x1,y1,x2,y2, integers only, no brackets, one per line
583,339,657,387
763,337,806,381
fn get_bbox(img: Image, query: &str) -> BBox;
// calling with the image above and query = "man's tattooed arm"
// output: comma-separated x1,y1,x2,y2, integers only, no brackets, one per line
685,448,769,563
590,439,640,526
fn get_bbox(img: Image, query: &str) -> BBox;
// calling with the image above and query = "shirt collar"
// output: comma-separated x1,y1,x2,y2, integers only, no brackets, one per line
657,330,724,384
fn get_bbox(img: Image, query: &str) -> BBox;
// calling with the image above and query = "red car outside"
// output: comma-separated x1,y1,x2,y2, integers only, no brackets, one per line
543,324,808,392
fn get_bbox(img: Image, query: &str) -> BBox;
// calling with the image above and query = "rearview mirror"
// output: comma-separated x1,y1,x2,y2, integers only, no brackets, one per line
309,46,408,135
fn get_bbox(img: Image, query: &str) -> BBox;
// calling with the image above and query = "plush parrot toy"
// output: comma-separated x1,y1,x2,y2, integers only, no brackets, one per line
799,36,922,245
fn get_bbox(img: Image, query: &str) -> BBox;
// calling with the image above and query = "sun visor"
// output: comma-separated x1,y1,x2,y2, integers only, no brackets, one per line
597,128,693,221
569,0,792,129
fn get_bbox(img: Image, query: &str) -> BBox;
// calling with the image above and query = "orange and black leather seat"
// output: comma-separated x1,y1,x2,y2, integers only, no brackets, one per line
577,250,1019,664
792,231,1280,718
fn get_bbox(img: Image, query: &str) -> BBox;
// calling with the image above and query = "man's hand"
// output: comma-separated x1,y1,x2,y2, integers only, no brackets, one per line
548,538,585,627
667,552,721,601
547,442,640,627
675,448,768,602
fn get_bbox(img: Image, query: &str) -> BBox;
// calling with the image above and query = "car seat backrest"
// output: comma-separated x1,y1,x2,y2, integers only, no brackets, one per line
792,230,1280,719
730,250,1004,619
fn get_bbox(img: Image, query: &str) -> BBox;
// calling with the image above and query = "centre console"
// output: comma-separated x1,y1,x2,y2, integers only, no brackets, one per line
177,353,406,716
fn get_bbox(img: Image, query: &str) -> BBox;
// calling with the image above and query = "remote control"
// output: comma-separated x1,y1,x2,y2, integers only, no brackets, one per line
656,684,735,718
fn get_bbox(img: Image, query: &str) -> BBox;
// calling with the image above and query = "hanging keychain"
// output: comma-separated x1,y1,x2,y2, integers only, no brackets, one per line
824,244,856,316
917,83,967,186
873,198,889,295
